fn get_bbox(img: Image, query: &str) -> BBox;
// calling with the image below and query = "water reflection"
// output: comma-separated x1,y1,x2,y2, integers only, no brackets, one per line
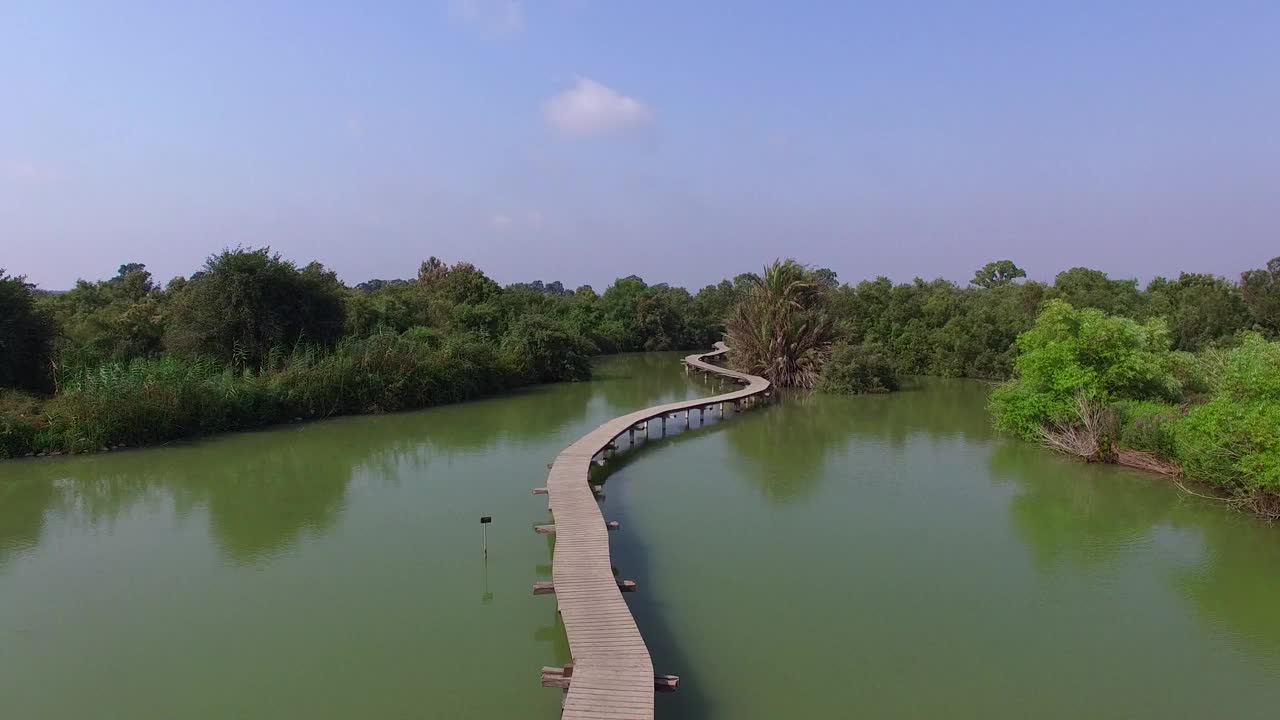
0,479,55,570
1172,515,1280,661
1,366,597,566
991,433,1280,664
989,442,1177,572
594,353,705,410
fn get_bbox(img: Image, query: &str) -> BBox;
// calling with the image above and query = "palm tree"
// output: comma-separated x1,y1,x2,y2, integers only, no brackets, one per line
724,259,834,388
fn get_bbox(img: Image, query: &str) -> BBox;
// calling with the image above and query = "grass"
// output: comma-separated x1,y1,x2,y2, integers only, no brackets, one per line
1,330,569,458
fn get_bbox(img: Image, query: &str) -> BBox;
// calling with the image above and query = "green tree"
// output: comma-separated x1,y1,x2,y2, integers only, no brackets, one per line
1143,273,1249,351
499,315,593,383
1175,334,1280,493
0,271,57,392
990,299,1178,439
165,248,346,366
1241,256,1280,335
817,342,899,394
1052,267,1141,316
971,259,1027,288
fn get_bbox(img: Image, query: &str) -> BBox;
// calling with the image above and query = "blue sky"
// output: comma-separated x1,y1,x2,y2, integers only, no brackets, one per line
2,1,1277,290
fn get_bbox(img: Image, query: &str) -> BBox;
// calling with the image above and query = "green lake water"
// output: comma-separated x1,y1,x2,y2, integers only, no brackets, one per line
2,353,1279,718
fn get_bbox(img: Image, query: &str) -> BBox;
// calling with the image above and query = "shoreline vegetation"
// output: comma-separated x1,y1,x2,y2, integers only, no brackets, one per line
3,251,1279,515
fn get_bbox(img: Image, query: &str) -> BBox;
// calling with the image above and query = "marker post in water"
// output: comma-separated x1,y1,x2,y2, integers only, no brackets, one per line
480,516,492,557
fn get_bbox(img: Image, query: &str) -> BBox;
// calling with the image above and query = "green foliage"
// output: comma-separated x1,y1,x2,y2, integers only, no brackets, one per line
1240,257,1280,335
41,264,166,366
817,342,899,394
6,248,1277,472
1051,267,1142,316
1143,273,1250,351
1174,334,1280,492
165,249,346,366
837,268,1048,380
1113,400,1181,457
0,390,47,457
499,316,594,384
0,325,596,457
971,259,1027,288
725,260,835,388
0,271,57,393
990,300,1178,439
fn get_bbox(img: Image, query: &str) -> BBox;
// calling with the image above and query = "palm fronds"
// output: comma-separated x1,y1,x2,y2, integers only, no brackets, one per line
724,259,834,388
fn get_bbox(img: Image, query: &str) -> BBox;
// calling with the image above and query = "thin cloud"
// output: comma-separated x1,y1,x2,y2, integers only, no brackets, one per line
489,213,513,231
449,0,523,34
543,78,653,137
5,161,60,184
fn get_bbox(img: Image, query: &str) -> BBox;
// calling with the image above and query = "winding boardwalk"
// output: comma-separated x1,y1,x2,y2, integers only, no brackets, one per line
539,342,770,719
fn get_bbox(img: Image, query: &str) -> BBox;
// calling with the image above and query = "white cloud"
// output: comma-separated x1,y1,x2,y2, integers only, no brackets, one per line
449,0,523,33
489,213,513,231
542,78,653,137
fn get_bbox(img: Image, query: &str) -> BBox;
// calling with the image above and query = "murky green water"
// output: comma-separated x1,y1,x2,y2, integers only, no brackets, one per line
3,355,1279,718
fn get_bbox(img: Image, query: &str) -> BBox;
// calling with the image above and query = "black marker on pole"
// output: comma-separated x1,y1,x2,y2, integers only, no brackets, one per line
480,516,492,557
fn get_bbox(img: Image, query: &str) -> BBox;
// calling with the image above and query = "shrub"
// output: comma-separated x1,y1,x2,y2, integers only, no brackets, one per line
499,316,594,384
725,260,834,388
0,271,58,393
991,299,1179,439
817,342,899,394
1113,399,1181,457
0,390,46,457
1174,334,1280,493
165,248,346,366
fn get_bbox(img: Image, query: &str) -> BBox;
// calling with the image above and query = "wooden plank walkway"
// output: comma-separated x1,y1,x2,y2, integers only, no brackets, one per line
541,342,770,719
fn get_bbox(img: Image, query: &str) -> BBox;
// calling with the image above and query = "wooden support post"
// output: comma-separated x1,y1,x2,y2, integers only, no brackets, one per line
532,487,549,495
541,665,572,689
533,578,634,595
534,524,555,535
655,675,681,692
606,521,620,530
541,666,679,692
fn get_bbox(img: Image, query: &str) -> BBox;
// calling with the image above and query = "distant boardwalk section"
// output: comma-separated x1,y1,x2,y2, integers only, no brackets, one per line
537,342,770,718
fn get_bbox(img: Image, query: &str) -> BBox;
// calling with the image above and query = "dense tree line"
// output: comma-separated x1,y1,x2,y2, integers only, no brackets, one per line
0,249,751,456
2,249,1278,460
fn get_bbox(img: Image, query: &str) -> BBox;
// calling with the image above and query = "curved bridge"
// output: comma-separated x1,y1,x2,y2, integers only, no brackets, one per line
536,342,770,719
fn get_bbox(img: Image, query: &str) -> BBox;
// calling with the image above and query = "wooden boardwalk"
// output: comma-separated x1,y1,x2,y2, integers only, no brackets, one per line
539,342,770,719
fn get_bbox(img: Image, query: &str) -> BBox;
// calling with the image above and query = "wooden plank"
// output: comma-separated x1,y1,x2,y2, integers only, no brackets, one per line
538,341,769,719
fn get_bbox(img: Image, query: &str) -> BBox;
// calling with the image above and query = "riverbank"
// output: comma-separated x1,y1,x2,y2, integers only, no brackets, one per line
0,329,595,459
990,301,1280,518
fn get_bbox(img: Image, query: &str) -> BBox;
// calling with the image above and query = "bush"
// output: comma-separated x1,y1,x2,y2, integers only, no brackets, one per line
165,248,346,366
1174,334,1280,493
0,390,46,457
0,327,589,458
499,316,594,384
991,300,1179,439
1113,399,1181,457
725,260,834,388
0,271,58,393
817,342,899,394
